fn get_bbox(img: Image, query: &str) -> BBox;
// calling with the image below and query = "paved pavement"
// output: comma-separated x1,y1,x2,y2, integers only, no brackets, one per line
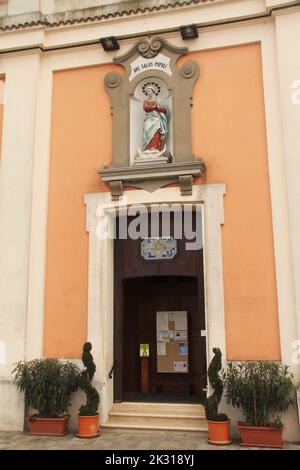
0,431,300,450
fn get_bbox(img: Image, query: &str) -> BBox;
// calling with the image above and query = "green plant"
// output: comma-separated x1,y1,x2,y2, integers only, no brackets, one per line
223,361,295,427
13,358,80,418
78,342,100,416
205,347,228,422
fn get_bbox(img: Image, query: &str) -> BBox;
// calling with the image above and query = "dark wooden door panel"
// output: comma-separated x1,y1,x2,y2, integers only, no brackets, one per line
122,276,206,401
114,212,206,402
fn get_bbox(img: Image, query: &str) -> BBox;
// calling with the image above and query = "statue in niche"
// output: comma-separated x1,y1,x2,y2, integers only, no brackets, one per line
138,83,170,158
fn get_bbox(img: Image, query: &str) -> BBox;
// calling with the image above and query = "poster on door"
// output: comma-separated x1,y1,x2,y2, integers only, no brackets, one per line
156,311,188,373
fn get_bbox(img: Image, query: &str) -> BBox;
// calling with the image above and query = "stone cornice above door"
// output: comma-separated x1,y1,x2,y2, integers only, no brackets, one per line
98,159,206,200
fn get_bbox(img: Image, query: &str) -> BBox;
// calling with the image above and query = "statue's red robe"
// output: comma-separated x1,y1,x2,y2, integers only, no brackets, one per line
143,100,167,151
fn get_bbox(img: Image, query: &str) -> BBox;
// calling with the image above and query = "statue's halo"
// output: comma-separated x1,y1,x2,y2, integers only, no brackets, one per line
134,78,170,101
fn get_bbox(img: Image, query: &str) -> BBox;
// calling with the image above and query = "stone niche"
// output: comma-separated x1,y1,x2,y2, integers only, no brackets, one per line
98,37,205,200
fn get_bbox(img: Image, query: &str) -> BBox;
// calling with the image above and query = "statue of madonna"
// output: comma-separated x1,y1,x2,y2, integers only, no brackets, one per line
141,85,170,154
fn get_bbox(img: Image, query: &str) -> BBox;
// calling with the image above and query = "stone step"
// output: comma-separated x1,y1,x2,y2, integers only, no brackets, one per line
109,410,205,419
102,402,208,436
101,422,208,436
108,411,207,428
109,411,206,427
111,402,205,414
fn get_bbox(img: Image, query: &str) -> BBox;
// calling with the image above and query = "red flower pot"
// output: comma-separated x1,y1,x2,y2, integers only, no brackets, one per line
27,415,69,436
76,414,100,438
238,422,283,448
207,420,231,445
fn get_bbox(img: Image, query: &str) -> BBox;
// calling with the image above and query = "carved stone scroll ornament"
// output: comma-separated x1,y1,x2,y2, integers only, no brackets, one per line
105,71,122,89
180,60,198,79
138,39,162,58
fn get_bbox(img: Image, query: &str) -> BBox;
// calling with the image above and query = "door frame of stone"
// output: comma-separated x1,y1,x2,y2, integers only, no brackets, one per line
85,184,226,424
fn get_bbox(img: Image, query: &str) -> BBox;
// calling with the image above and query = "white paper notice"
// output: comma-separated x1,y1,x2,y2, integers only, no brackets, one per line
168,330,174,341
157,312,169,330
168,312,175,322
174,361,188,372
157,330,169,342
175,330,187,341
175,311,187,330
179,342,188,356
157,342,166,356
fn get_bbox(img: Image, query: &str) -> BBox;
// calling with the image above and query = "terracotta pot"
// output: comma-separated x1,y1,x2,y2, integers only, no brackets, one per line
238,422,283,448
76,414,100,438
27,415,69,436
207,419,231,445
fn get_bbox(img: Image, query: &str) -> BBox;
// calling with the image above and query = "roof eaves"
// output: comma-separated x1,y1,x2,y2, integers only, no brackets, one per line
0,0,214,32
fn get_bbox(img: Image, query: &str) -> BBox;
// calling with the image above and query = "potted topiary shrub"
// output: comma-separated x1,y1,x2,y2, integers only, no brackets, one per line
204,347,231,445
223,361,295,448
76,342,100,438
13,358,80,435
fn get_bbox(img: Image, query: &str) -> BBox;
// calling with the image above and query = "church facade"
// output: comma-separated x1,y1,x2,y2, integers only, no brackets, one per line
0,0,300,441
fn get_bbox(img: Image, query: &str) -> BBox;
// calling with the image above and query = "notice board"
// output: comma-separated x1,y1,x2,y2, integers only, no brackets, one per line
156,311,188,373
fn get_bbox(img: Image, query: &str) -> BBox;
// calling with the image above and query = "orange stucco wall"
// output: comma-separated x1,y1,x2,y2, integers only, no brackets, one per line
188,45,280,359
43,64,120,357
44,44,280,359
